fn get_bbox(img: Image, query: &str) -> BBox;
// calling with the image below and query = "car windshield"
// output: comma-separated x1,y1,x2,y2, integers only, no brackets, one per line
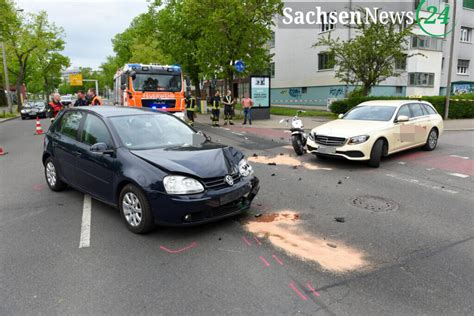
110,113,196,150
132,73,182,92
343,106,397,121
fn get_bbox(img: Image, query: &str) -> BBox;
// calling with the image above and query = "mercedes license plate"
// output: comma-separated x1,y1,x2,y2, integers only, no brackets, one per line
317,145,336,154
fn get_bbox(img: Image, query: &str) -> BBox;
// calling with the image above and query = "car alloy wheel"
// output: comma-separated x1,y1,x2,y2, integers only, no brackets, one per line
122,192,143,227
423,129,438,151
46,161,57,187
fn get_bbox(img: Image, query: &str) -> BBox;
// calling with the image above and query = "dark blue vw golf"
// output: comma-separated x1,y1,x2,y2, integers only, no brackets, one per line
42,106,259,233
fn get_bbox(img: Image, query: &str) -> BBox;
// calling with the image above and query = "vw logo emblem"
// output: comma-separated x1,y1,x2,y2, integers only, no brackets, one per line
224,175,234,186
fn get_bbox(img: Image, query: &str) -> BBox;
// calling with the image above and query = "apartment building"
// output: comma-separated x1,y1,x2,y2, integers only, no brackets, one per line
270,0,474,107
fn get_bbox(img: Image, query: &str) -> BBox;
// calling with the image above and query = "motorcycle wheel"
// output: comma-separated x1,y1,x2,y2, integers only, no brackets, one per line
292,135,305,156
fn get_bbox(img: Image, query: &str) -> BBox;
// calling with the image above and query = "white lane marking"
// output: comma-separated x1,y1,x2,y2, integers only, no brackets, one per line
447,173,469,179
450,155,470,160
232,132,244,136
79,194,92,248
386,174,458,194
398,162,406,165
426,168,435,171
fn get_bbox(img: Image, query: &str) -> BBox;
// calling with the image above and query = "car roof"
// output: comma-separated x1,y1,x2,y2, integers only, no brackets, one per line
72,106,164,118
358,100,430,107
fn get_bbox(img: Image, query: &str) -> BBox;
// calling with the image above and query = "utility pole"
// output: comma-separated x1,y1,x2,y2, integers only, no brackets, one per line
444,0,457,120
1,42,13,113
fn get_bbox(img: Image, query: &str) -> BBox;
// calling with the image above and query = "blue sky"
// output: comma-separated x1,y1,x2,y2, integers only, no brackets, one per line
17,0,150,69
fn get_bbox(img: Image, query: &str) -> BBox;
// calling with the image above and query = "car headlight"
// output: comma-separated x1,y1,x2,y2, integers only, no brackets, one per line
163,175,204,195
308,133,315,141
239,159,253,177
20,110,26,113
348,135,370,145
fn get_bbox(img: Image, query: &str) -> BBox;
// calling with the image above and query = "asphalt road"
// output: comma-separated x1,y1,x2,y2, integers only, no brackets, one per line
1,117,473,315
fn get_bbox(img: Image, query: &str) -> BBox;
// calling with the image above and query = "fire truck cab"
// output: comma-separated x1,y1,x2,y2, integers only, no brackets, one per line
113,64,187,119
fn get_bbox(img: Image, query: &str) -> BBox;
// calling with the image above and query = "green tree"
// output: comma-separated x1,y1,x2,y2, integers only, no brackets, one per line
314,18,415,96
0,1,67,108
185,0,283,92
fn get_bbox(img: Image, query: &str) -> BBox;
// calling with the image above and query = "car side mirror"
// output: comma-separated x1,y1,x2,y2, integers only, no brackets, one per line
396,115,410,123
90,142,114,155
338,114,344,119
130,71,137,80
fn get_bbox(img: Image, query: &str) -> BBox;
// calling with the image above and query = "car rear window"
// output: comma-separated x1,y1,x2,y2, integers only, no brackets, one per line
58,111,83,139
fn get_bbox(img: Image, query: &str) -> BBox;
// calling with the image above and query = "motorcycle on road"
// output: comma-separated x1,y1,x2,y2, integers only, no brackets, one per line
279,110,307,156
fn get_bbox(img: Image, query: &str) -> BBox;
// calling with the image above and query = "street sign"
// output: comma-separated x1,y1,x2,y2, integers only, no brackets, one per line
235,60,245,73
69,73,83,86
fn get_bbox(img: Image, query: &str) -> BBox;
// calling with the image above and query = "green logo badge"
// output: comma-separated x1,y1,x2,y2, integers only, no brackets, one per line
416,0,455,37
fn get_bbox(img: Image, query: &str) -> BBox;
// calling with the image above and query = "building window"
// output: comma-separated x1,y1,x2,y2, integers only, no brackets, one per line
460,27,472,43
320,12,335,33
457,59,470,75
269,31,275,48
411,35,443,51
464,0,474,10
408,73,435,87
441,57,445,71
396,86,403,94
318,52,334,70
270,62,275,78
302,87,307,94
395,54,407,71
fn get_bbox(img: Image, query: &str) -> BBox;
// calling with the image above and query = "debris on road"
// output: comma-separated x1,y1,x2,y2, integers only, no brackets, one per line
334,217,345,223
253,153,258,157
292,165,298,169
337,180,342,185
268,162,277,166
327,243,337,248
271,173,276,176
254,213,262,218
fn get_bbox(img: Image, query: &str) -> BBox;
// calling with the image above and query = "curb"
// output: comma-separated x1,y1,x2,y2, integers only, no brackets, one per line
444,128,474,131
0,116,20,123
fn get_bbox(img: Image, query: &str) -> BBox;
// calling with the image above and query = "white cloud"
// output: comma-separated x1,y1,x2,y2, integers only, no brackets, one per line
17,0,149,69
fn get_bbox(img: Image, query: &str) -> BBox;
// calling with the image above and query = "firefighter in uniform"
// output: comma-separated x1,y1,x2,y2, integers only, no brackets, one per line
210,90,221,127
222,90,235,125
185,94,198,126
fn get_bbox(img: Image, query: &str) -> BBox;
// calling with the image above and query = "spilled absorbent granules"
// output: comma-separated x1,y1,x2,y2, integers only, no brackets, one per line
248,155,332,171
243,211,368,273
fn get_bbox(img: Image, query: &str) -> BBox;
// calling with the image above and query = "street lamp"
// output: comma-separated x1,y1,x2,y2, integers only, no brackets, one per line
1,8,24,113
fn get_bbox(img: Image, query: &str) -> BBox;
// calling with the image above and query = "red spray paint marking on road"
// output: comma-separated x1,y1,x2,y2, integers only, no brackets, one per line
242,236,252,246
254,236,262,246
33,183,46,191
289,282,307,301
259,255,270,267
159,242,197,254
306,283,321,297
272,254,284,265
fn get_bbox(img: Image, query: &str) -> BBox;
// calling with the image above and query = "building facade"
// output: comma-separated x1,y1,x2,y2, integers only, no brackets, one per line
270,0,474,107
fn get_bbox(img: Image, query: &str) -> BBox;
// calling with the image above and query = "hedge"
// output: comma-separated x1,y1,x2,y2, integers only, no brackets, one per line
329,96,474,119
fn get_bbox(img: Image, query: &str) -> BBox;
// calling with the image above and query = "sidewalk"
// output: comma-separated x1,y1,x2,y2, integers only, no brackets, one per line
444,119,474,131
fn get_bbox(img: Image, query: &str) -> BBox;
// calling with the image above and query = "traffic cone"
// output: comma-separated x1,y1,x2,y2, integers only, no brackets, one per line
34,117,44,135
0,147,7,156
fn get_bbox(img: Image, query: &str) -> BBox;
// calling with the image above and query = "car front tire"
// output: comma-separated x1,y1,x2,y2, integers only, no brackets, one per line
119,184,154,234
44,157,67,191
368,139,384,168
423,128,438,151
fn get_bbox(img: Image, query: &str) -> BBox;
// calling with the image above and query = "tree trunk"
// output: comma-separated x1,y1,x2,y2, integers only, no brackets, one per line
0,89,7,107
191,73,201,98
362,84,371,96
16,64,25,110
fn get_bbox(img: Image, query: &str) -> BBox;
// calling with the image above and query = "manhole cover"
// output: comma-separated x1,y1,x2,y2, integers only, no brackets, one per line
351,196,399,212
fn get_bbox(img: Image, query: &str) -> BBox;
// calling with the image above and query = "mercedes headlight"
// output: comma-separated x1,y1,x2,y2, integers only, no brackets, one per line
239,159,253,177
348,135,370,145
163,175,204,195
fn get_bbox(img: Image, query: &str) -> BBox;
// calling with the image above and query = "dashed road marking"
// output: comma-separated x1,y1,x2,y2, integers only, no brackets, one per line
447,172,470,179
79,194,92,248
398,162,406,165
232,132,245,136
386,174,458,194
450,155,470,160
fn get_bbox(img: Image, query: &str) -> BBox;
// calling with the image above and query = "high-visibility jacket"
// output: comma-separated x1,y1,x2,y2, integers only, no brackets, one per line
211,96,220,110
185,97,197,111
89,95,102,106
48,101,63,117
